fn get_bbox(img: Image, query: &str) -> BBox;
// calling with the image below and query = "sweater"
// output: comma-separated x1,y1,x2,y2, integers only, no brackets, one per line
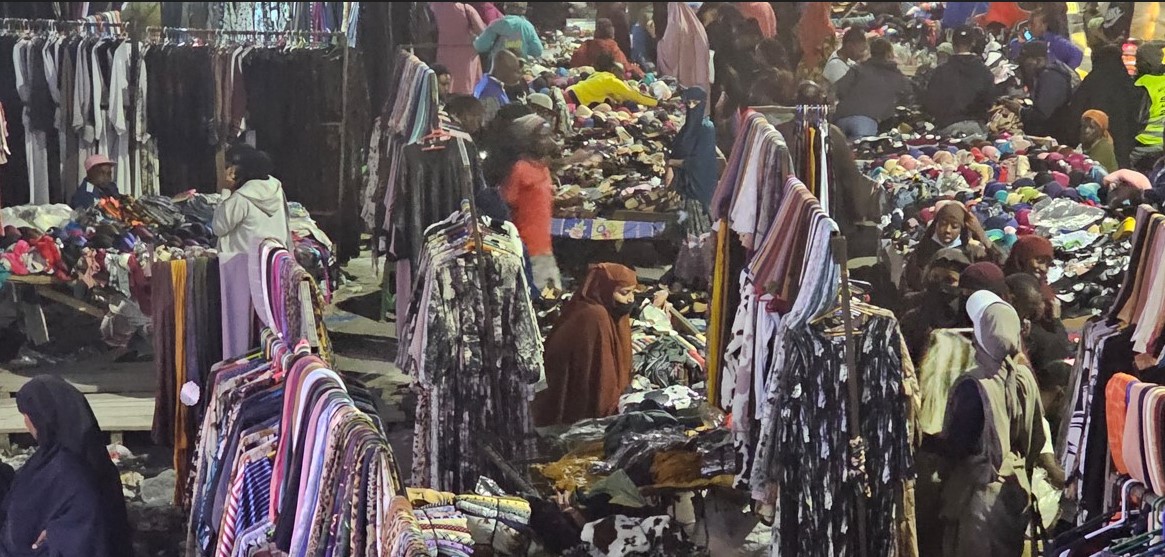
834,59,912,122
473,15,543,59
502,160,554,256
566,72,658,107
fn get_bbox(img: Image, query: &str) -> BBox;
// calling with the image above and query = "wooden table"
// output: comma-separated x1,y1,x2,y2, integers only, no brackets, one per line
6,275,105,345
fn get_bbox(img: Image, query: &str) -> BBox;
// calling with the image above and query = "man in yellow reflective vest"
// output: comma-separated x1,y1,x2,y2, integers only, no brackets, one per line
1133,43,1165,171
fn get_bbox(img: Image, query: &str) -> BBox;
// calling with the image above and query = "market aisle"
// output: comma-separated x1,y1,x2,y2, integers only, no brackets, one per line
325,246,415,470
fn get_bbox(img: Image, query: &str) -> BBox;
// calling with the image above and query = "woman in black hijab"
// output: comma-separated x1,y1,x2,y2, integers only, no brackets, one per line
1070,44,1139,168
0,376,131,556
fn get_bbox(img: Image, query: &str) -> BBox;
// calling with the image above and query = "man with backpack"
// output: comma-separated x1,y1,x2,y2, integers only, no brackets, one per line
1004,40,1079,145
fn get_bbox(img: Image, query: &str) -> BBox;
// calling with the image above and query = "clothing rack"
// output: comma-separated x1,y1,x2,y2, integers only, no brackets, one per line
0,16,149,201
141,25,352,241
745,104,871,557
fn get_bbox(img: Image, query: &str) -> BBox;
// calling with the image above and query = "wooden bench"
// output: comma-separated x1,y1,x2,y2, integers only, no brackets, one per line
0,363,156,448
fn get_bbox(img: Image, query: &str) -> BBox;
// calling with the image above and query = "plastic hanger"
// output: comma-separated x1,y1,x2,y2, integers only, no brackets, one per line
1086,479,1143,540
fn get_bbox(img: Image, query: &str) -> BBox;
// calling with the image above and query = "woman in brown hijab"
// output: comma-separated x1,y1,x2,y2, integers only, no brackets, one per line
533,263,638,427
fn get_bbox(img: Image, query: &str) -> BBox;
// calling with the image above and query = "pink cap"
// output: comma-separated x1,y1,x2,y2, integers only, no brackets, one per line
84,154,115,172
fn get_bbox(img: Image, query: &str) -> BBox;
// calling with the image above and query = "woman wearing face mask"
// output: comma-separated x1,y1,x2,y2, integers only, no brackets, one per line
900,249,972,363
923,291,1061,557
532,263,639,427
901,202,997,301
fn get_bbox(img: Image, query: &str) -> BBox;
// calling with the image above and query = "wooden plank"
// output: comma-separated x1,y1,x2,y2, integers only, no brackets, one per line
32,286,106,319
0,393,154,433
6,275,54,285
0,363,156,395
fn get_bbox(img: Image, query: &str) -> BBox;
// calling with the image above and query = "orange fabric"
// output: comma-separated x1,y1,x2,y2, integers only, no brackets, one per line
734,2,778,39
501,159,554,256
570,38,644,78
1107,373,1138,474
532,263,638,426
975,2,1030,31
797,3,835,71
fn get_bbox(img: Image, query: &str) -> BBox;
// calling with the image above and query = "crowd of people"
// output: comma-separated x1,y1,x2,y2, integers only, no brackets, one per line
420,2,1165,555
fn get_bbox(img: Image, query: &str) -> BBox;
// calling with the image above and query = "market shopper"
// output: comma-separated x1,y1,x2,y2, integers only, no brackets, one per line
1080,110,1120,172
570,18,644,79
469,2,503,26
69,154,118,210
901,202,994,297
531,263,638,426
431,1,486,96
922,26,997,137
1007,272,1072,429
630,8,656,70
501,115,561,292
1070,44,1139,168
900,249,972,362
473,1,543,62
922,292,1056,557
656,1,710,94
444,94,487,135
668,87,717,210
212,145,293,357
0,375,131,557
1010,7,1084,69
1007,41,1076,145
733,2,777,39
823,27,869,85
595,2,633,59
565,55,658,108
833,38,911,140
432,65,453,103
474,49,524,123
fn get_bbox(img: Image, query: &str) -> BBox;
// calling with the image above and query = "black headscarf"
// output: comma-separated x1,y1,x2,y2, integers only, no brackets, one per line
0,376,131,557
1069,44,1138,168
672,87,718,208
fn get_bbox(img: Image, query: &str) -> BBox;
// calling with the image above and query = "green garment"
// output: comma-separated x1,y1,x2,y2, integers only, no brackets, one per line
1085,137,1119,172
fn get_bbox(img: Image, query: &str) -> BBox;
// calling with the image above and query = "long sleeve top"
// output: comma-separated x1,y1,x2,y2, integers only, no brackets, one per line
570,38,643,78
501,159,554,256
473,15,543,59
566,72,658,107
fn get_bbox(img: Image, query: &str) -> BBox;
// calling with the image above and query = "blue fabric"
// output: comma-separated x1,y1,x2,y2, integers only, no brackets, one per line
630,23,653,68
69,180,119,209
836,115,879,140
942,2,988,28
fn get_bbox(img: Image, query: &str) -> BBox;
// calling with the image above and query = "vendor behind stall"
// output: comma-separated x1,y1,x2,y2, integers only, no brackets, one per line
69,155,118,210
1080,110,1119,172
1006,40,1076,145
532,263,638,427
571,18,644,79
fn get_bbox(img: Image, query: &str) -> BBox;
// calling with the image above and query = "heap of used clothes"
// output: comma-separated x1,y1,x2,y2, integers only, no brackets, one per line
522,33,688,219
869,133,1135,317
0,193,337,300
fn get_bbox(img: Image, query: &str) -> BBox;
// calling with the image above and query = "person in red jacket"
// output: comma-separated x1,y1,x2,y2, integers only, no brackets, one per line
571,18,644,78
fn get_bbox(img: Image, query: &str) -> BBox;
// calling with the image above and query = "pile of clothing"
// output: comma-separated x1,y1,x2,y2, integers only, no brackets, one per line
0,193,336,303
869,133,1135,316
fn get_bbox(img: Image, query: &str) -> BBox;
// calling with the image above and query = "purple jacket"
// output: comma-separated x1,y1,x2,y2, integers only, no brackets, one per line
1010,33,1084,70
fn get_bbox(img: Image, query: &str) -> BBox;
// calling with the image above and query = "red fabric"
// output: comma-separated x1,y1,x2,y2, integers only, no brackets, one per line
570,38,643,78
502,159,554,256
532,263,638,426
976,2,1030,30
734,2,778,38
797,3,836,70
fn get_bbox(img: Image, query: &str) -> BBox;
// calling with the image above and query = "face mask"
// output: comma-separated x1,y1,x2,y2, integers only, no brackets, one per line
611,301,636,317
933,233,963,249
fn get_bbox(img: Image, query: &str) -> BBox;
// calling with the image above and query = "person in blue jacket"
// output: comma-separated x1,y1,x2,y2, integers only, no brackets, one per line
1009,8,1084,69
473,2,543,64
69,154,119,209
